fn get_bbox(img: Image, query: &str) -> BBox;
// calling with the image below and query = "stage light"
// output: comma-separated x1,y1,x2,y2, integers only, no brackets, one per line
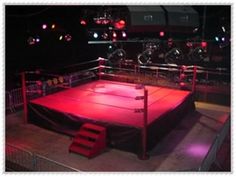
93,32,99,39
121,31,127,38
27,37,36,45
51,24,56,29
35,37,40,43
65,34,72,41
80,19,87,26
114,20,126,29
47,79,52,86
108,48,126,65
102,32,109,40
42,24,47,30
108,45,112,49
36,81,43,86
159,31,165,37
58,76,64,83
165,48,183,64
53,78,58,85
59,35,63,40
167,38,173,48
221,37,225,42
112,31,117,38
137,49,153,65
222,26,226,32
189,47,206,62
215,36,219,42
201,41,207,48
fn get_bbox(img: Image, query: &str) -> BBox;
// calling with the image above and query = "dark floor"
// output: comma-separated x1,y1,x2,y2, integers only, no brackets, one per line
5,102,231,172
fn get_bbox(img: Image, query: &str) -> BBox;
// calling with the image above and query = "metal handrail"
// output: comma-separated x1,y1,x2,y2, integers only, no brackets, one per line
6,143,79,172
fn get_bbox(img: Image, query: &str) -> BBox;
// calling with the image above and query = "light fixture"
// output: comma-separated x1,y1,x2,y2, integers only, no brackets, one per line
114,19,126,29
80,19,87,26
35,36,40,43
165,48,183,64
59,35,63,40
51,24,56,29
189,47,206,63
65,34,72,42
137,49,153,65
27,37,36,45
93,32,99,39
108,48,126,65
42,24,47,30
112,31,117,38
159,31,165,37
102,32,109,40
121,31,127,38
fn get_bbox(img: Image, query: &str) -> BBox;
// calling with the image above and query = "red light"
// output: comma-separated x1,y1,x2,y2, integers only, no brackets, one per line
80,20,87,26
159,31,165,37
36,81,42,86
180,82,186,87
201,41,207,48
114,20,126,29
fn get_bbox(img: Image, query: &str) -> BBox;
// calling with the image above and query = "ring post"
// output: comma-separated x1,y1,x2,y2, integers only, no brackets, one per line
140,88,149,160
21,72,28,124
192,65,197,93
98,57,103,80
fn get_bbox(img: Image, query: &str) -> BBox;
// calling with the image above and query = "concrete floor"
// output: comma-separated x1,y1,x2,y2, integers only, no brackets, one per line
5,102,230,171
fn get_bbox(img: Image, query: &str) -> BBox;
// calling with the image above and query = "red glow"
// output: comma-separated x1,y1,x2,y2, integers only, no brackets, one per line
180,82,186,87
31,80,191,127
36,81,43,86
159,31,165,37
201,41,207,48
114,20,126,29
80,20,87,26
181,65,187,71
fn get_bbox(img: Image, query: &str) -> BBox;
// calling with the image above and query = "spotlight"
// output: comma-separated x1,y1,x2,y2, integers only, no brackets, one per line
27,37,36,45
80,19,87,26
42,24,47,30
159,31,165,37
35,37,40,43
121,31,127,38
201,41,207,48
108,48,126,65
221,37,225,42
59,35,63,40
93,32,99,39
51,24,56,29
65,34,72,41
165,48,183,64
189,47,206,62
112,31,117,38
222,26,226,32
215,36,219,42
108,45,113,50
137,49,153,65
114,20,126,29
102,32,109,40
167,38,173,48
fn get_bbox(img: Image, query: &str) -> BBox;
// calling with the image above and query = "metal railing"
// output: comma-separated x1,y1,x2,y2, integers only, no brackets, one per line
6,57,230,113
6,144,79,172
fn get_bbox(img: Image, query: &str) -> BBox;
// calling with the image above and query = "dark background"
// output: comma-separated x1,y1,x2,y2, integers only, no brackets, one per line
5,5,231,90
